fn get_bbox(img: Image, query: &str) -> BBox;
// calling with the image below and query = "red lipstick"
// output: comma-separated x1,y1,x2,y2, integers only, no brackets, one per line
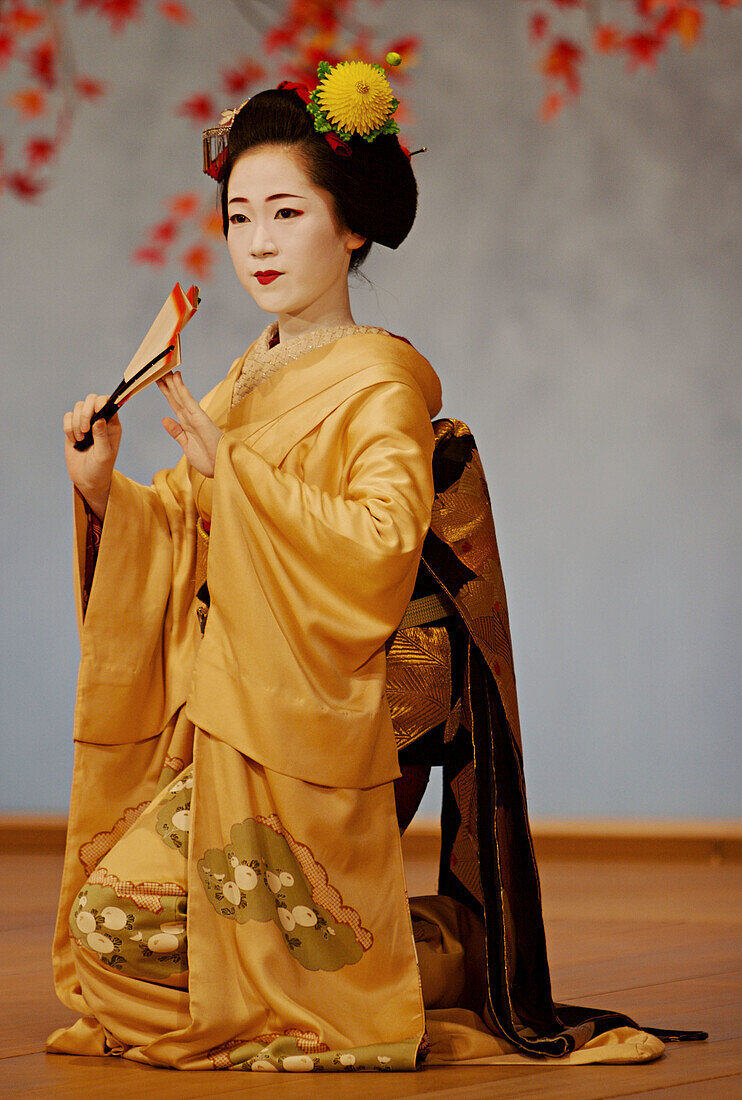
254,271,283,285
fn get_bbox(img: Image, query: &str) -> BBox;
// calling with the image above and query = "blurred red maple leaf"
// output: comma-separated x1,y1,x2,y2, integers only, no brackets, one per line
133,245,166,266
530,14,550,41
539,38,583,93
671,4,702,47
540,90,565,120
151,219,180,244
25,137,56,167
264,24,300,53
8,87,47,118
594,24,623,53
98,0,142,33
6,170,45,198
182,243,213,279
159,1,193,25
168,192,200,218
27,39,57,88
201,209,224,239
177,93,215,124
221,58,266,96
75,76,107,98
623,31,663,69
5,5,45,35
0,32,16,68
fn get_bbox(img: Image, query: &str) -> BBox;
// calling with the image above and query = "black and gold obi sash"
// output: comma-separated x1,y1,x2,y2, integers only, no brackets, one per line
387,419,706,1057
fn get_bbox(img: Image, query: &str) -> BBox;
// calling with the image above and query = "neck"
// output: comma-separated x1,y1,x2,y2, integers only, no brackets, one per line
275,284,356,343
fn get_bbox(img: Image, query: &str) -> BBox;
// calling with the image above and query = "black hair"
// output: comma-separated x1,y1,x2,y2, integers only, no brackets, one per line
220,88,418,271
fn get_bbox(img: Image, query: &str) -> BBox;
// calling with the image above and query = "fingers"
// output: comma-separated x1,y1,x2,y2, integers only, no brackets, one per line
62,409,75,444
158,372,199,421
63,394,101,442
161,416,186,449
62,394,119,447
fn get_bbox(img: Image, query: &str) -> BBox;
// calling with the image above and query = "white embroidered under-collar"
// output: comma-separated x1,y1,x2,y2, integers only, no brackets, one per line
231,321,389,408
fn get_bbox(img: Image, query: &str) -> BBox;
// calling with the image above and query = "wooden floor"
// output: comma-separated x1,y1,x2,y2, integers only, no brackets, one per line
1,848,740,1099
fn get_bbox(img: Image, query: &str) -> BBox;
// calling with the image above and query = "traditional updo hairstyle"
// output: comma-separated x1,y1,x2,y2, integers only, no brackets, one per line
220,88,418,271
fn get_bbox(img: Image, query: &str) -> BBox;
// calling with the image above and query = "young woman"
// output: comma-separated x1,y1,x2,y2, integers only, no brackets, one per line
50,65,700,1073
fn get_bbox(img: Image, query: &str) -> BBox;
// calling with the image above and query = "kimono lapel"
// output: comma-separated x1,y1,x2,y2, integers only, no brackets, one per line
225,333,439,469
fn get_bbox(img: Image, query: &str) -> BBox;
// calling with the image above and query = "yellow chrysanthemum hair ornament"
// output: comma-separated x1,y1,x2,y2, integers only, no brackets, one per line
310,55,401,144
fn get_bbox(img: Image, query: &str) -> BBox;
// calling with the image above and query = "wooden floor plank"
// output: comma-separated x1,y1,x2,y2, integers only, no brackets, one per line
538,861,742,924
629,1077,742,1098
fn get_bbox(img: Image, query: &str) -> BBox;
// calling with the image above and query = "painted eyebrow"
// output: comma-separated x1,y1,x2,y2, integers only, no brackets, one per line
227,193,307,206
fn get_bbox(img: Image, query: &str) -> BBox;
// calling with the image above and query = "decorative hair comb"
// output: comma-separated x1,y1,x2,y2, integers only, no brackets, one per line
202,100,249,181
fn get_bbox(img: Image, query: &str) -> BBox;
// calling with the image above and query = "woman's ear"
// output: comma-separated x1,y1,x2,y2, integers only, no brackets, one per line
346,231,367,253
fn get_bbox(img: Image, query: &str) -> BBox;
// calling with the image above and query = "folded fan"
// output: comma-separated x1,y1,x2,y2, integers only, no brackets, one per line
74,283,200,451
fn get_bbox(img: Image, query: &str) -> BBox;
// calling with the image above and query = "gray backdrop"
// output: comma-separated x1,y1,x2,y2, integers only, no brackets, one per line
1,1,740,817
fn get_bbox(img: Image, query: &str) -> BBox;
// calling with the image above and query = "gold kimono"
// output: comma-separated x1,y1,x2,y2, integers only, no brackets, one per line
49,326,444,1070
49,325,674,1072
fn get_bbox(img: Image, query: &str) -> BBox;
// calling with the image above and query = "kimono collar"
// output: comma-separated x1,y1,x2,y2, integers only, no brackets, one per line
231,321,389,409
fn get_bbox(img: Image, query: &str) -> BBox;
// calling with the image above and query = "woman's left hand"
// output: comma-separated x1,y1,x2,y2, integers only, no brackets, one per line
157,371,223,478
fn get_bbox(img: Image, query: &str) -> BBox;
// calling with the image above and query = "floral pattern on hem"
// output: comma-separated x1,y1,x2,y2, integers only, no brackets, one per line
155,766,193,856
78,803,150,876
69,880,187,980
207,1035,419,1072
198,817,371,971
155,754,189,795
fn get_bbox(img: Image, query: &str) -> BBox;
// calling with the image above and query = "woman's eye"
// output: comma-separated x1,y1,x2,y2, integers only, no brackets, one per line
275,208,302,220
229,213,248,225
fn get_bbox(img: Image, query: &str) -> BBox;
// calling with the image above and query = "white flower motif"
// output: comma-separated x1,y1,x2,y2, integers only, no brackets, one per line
171,809,191,831
266,870,281,894
282,1054,314,1072
76,910,97,935
277,907,296,932
229,854,239,868
377,1055,392,1064
100,906,127,931
279,871,294,887
235,864,258,891
159,921,186,936
338,1052,355,1065
222,880,241,905
87,931,115,954
147,932,180,953
292,906,318,928
250,1059,278,1072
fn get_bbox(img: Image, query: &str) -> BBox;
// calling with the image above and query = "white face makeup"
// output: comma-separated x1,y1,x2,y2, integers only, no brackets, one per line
226,145,365,338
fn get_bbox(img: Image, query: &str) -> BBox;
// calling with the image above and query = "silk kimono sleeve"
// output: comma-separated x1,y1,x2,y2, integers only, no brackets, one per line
70,366,241,750
71,460,198,748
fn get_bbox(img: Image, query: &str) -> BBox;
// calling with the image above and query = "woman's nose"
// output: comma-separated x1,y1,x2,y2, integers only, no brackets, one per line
250,223,277,257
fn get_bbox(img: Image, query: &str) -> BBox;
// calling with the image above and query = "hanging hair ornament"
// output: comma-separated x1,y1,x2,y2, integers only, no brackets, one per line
202,100,249,181
308,53,402,145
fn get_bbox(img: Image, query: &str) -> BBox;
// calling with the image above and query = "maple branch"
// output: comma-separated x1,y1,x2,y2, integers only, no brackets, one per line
40,0,78,150
229,0,274,36
584,0,606,32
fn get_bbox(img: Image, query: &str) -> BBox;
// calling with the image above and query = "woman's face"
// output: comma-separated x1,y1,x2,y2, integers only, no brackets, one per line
226,145,364,328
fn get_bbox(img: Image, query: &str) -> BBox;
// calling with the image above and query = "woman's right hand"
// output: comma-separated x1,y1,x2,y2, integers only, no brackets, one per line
62,393,122,520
